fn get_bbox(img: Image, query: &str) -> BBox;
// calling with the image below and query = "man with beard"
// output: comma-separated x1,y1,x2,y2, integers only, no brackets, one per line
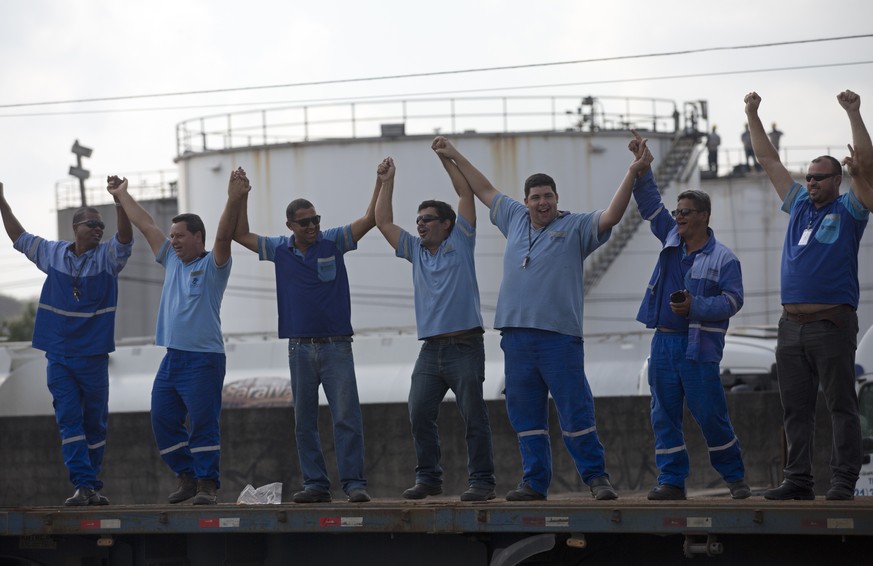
374,147,495,502
744,89,873,501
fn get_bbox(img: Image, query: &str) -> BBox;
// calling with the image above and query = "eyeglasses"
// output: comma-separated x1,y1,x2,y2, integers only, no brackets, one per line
416,214,441,224
290,215,321,227
670,208,700,218
74,220,105,230
806,173,838,183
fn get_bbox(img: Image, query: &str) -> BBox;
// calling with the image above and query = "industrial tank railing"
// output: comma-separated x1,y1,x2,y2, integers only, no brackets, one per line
175,95,689,156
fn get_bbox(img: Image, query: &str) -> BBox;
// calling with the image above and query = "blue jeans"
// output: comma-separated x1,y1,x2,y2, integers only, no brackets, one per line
777,310,861,489
289,339,366,494
409,334,495,488
46,354,109,491
500,329,608,495
648,332,745,488
151,349,226,487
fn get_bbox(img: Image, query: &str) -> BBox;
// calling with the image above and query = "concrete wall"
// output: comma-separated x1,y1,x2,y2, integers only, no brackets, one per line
0,393,835,507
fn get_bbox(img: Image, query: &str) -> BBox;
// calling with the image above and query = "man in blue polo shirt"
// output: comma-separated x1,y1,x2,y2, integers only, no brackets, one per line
745,89,873,501
374,148,496,502
432,136,650,501
0,179,132,506
110,169,246,505
233,165,382,504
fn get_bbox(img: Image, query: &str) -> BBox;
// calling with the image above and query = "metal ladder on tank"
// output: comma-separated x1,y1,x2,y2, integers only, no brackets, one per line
583,132,702,295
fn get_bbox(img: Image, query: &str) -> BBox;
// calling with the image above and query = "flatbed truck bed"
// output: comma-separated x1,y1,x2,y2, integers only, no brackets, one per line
2,495,872,565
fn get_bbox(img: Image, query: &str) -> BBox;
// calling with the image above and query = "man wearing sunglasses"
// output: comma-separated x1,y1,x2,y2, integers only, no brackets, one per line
374,146,495,502
109,169,248,505
628,131,749,501
0,179,132,506
745,89,873,501
233,165,383,505
431,136,650,502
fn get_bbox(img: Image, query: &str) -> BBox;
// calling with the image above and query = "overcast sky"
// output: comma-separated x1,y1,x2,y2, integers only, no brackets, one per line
1,0,872,298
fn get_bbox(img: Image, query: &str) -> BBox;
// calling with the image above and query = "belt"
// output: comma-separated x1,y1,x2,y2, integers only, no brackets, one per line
289,336,352,344
424,328,484,344
782,304,854,324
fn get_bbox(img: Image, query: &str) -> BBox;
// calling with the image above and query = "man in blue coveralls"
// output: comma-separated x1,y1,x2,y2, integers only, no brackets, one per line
374,145,496,502
432,136,650,501
628,131,750,501
745,89,873,501
109,169,248,505
233,164,382,504
0,179,132,506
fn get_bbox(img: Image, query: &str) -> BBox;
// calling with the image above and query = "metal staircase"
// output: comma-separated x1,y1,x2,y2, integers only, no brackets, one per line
583,132,702,295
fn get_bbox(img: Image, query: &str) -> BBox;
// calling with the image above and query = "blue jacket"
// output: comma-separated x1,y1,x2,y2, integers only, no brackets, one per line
633,170,743,363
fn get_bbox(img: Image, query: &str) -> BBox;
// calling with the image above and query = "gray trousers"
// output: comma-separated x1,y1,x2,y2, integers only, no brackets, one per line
776,309,861,490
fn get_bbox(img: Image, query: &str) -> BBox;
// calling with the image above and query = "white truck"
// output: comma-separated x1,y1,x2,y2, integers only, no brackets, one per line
853,324,873,496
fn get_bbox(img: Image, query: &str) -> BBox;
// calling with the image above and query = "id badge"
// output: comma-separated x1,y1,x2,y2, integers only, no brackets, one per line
798,228,812,246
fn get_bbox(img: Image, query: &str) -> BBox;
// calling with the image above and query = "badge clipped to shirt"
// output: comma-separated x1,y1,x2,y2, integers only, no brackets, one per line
798,227,813,246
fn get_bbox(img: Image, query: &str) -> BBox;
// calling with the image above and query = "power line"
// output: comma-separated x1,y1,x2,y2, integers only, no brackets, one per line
2,59,871,120
1,34,870,110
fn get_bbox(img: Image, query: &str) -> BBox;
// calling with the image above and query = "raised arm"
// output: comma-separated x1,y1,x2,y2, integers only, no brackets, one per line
838,90,873,210
0,182,26,243
599,131,654,235
213,167,251,266
437,150,476,227
843,144,873,209
744,92,794,199
107,176,133,245
349,169,382,243
432,136,499,209
107,177,167,255
232,183,260,253
374,157,401,251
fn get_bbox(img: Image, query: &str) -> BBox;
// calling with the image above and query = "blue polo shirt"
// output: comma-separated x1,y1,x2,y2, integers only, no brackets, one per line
258,226,356,338
780,183,868,307
489,193,609,338
155,241,230,353
396,214,484,339
15,232,132,356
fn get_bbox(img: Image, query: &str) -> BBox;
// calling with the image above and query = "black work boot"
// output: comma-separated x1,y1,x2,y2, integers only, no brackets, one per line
65,487,98,507
192,479,218,505
168,474,198,504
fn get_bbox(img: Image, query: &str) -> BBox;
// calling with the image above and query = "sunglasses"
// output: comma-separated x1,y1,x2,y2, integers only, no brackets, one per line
74,220,105,230
416,214,441,224
290,215,321,227
670,208,700,218
806,173,838,183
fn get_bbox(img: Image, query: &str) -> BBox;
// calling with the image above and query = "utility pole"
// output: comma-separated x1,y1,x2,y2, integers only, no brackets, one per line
69,140,92,207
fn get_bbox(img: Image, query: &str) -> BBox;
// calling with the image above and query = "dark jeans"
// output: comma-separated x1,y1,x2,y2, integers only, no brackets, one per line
776,310,861,489
288,339,366,495
408,334,495,488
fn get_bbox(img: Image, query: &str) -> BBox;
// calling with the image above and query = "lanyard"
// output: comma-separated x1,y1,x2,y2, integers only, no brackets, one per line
523,217,552,269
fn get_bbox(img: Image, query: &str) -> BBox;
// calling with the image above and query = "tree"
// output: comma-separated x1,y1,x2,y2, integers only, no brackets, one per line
2,301,36,342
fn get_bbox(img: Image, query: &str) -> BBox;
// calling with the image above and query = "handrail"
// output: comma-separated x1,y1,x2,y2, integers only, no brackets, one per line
175,95,690,156
54,170,177,211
